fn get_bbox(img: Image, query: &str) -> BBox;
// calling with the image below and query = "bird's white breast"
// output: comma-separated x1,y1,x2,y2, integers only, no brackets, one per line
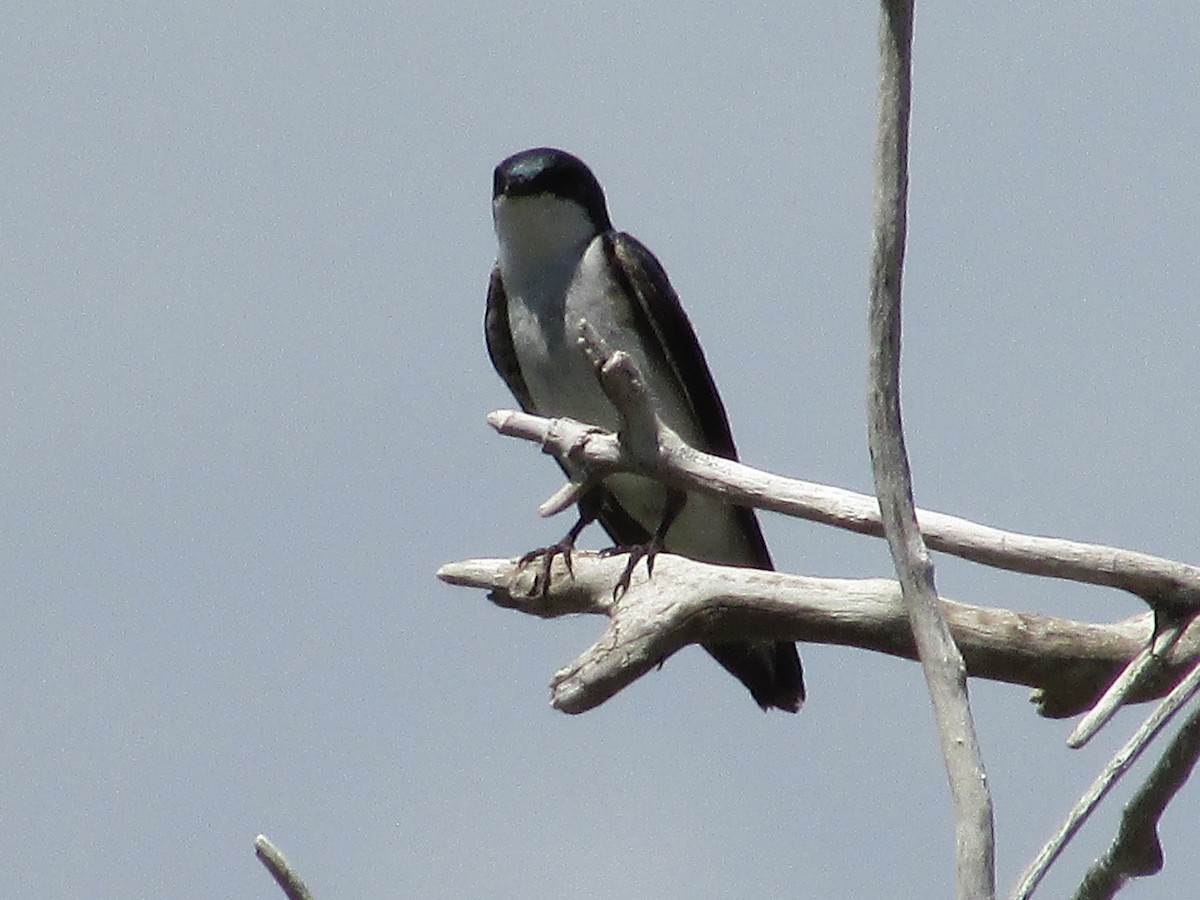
507,239,699,446
506,239,619,429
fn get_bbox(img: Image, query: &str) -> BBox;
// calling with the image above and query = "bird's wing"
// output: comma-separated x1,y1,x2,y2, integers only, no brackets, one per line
603,231,773,570
484,263,536,413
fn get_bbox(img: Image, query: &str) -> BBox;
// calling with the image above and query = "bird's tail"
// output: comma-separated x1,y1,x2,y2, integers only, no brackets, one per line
703,640,805,712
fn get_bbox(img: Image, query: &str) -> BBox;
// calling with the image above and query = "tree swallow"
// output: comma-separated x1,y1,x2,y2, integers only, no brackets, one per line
485,147,804,713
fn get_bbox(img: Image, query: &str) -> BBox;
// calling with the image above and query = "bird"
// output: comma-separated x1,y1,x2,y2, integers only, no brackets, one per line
484,147,804,712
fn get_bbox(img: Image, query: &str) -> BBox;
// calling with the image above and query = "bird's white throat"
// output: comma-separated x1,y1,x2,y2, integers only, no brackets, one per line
493,194,598,296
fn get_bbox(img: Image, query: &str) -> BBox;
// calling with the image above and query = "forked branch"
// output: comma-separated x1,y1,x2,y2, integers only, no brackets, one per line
437,552,1200,717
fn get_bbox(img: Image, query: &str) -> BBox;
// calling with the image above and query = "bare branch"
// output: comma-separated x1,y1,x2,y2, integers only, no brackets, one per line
867,2,994,895
1012,659,1200,900
254,835,315,900
1071,690,1200,899
1068,622,1189,748
489,408,1200,612
437,553,1200,717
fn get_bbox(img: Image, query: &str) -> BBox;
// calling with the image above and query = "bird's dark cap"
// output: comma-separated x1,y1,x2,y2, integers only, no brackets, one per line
493,147,612,232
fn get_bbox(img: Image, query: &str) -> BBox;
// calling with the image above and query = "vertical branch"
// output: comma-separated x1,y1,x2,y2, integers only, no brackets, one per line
867,2,996,898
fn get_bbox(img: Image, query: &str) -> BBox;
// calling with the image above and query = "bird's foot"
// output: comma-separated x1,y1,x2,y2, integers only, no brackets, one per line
518,538,578,596
600,540,662,599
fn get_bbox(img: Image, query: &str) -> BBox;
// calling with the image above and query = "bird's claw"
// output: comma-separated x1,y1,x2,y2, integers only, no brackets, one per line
518,540,576,596
601,541,661,599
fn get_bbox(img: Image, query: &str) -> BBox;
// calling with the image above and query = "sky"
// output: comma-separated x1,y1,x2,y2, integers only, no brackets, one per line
3,2,1198,897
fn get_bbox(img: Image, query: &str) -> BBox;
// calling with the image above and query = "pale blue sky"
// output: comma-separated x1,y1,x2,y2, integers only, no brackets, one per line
3,3,1198,897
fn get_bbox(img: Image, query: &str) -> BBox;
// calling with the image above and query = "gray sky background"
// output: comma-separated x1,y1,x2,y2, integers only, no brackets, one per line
3,3,1198,898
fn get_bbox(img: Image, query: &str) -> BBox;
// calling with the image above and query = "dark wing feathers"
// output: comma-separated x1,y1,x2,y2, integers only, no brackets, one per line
484,264,536,413
603,233,802,711
604,233,738,459
603,232,773,571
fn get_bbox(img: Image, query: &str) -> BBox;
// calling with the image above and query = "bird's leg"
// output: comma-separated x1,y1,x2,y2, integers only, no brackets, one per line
518,490,600,595
605,488,688,599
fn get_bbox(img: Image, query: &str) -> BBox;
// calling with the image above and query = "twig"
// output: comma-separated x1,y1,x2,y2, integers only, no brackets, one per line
1071,690,1200,899
1012,658,1200,899
255,834,316,900
1068,622,1187,748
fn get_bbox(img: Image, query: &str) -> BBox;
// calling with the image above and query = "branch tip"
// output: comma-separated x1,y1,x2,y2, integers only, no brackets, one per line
254,834,315,900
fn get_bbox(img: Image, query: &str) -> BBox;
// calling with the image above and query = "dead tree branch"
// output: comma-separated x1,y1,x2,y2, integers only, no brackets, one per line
490,408,1200,615
1068,624,1189,748
255,835,315,900
1013,657,1200,899
867,1,995,896
437,553,1200,717
1071,684,1200,899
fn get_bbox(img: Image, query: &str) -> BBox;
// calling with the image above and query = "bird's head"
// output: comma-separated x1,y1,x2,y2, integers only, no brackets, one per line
492,148,613,264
